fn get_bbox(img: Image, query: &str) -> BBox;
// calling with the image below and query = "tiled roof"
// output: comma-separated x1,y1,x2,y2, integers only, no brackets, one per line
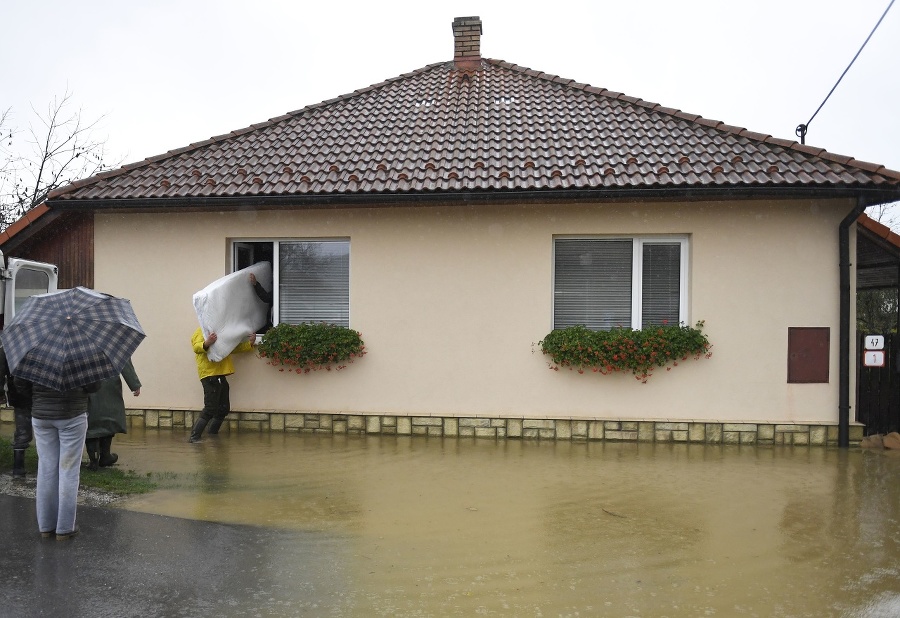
858,213,900,248
48,59,900,206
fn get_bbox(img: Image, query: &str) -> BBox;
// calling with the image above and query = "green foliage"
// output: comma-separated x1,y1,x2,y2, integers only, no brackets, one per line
538,321,712,382
256,323,367,373
857,288,897,336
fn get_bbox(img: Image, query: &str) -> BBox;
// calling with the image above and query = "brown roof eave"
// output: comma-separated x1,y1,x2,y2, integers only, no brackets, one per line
0,208,66,253
45,185,900,212
857,213,900,251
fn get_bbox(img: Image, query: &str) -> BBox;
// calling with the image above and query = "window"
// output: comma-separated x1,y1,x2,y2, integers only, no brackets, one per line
233,239,350,327
13,268,52,315
553,236,688,330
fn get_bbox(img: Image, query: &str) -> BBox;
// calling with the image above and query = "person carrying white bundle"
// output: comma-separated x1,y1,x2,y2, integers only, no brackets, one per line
188,329,256,443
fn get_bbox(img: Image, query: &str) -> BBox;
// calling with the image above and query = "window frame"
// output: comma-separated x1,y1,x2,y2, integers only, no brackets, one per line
552,235,689,331
230,237,351,327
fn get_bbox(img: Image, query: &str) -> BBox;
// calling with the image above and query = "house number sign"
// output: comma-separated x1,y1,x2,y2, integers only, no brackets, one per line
863,335,885,367
865,335,884,350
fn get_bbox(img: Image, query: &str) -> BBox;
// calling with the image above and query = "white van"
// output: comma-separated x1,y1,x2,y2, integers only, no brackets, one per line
0,250,59,326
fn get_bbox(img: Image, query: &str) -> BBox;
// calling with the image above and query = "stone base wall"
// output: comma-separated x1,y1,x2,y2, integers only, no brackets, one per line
0,406,864,446
106,408,863,446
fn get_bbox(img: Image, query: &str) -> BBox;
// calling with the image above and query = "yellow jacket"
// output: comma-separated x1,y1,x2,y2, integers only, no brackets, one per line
192,327,254,380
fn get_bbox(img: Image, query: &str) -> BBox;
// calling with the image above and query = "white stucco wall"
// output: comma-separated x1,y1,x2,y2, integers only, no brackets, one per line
94,197,855,424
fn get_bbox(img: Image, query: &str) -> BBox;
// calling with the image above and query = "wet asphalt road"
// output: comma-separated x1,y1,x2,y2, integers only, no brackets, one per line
0,494,352,617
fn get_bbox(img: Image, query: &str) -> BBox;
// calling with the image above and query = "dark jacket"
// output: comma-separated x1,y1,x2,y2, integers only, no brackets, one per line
14,377,101,421
0,346,32,410
87,359,141,438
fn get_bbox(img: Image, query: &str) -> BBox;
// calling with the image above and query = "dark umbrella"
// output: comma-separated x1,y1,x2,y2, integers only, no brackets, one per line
0,287,145,391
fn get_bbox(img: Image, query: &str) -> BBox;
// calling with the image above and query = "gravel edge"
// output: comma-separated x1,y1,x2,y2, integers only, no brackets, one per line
0,471,122,507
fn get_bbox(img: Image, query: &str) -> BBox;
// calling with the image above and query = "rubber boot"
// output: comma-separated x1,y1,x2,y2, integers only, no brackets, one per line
12,449,26,478
98,436,118,467
189,417,209,443
85,439,100,471
207,418,224,435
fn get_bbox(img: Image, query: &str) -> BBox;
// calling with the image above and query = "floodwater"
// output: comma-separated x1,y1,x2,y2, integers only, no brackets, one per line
27,426,900,616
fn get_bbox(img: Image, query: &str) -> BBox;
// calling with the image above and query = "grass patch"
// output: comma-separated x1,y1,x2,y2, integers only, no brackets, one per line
80,467,157,495
0,436,38,471
0,436,157,495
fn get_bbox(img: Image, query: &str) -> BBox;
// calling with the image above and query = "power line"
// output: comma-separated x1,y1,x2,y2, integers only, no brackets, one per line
795,0,895,144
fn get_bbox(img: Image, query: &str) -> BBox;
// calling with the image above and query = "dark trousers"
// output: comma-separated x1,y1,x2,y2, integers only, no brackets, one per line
200,376,230,422
13,407,32,450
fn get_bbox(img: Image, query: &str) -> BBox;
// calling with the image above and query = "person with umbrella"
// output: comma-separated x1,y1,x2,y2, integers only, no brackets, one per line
1,287,145,540
14,375,102,539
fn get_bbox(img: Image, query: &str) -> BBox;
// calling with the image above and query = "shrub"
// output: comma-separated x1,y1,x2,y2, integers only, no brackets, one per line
256,323,366,373
538,321,712,382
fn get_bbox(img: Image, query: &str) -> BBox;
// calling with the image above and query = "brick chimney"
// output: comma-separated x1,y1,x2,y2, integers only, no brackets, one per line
452,16,482,70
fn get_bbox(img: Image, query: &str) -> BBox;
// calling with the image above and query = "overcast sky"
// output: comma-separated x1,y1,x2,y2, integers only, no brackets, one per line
3,0,899,182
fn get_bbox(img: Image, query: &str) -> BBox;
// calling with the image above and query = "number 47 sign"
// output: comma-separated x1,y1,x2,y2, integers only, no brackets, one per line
864,335,885,367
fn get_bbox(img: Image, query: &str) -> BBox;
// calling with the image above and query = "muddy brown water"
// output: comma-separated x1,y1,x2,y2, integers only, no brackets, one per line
11,425,900,617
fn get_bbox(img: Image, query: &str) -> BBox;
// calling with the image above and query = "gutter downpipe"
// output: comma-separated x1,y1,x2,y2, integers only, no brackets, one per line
839,199,868,447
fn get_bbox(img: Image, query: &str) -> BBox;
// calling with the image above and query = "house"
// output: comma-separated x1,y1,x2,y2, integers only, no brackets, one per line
3,16,900,446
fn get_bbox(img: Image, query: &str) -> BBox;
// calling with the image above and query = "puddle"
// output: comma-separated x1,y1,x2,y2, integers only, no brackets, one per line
8,424,900,616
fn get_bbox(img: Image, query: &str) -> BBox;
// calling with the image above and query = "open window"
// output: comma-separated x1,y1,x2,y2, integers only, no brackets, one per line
232,239,350,327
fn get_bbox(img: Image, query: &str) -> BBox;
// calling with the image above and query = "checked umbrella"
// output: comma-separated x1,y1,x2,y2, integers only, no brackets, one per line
0,287,145,391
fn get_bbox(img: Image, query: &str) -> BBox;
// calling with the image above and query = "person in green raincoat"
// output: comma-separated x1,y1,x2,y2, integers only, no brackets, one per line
85,358,142,470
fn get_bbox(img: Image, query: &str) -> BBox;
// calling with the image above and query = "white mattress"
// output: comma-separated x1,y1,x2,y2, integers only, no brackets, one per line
192,262,272,362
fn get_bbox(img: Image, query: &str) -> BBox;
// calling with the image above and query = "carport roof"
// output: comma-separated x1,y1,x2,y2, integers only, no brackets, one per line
858,214,900,290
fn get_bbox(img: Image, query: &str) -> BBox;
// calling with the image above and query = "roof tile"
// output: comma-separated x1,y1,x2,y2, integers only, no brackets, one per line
45,55,900,205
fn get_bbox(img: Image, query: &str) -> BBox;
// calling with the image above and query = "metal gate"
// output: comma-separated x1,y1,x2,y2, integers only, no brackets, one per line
857,333,900,435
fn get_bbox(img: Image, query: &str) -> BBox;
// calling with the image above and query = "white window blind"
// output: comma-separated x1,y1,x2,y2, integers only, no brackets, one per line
279,240,350,326
641,242,681,327
554,239,632,330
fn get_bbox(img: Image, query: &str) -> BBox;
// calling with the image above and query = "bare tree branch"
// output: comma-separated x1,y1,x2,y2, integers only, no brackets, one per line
0,89,119,231
0,107,15,190
866,201,900,232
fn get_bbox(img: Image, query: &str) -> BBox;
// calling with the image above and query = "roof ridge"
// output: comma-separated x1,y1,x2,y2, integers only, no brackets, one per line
486,58,900,183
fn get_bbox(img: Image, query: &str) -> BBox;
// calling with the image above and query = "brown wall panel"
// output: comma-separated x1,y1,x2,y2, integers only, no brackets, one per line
787,327,830,383
7,212,94,289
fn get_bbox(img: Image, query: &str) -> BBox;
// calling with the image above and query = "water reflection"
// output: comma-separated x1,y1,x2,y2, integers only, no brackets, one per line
31,427,900,616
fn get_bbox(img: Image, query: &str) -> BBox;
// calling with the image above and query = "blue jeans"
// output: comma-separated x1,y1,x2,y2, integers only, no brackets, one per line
32,414,87,535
